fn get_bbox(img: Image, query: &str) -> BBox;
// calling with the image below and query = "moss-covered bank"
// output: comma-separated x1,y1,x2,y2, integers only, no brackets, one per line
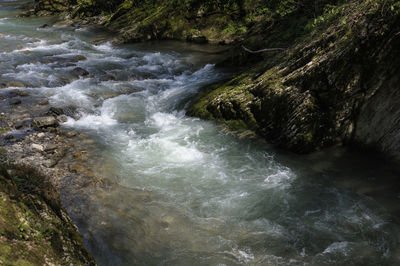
0,153,95,265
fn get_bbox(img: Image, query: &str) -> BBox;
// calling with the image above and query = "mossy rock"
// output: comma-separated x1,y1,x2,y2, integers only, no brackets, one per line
0,163,95,265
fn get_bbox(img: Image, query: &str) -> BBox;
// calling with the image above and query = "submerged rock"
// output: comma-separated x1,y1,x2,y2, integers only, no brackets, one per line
6,81,25,88
72,67,89,77
18,91,29,97
10,98,22,105
39,99,49,105
39,23,50,28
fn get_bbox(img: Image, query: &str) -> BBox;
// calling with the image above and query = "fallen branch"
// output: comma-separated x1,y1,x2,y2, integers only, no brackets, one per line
242,45,286,53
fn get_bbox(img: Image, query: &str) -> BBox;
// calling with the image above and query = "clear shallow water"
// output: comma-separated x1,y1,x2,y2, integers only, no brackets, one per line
1,3,400,265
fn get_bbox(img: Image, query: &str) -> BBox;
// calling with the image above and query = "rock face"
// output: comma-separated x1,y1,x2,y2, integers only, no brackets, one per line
34,0,72,16
353,75,400,161
190,1,400,160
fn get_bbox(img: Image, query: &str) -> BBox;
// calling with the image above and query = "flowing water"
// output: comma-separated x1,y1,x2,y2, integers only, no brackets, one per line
2,2,400,265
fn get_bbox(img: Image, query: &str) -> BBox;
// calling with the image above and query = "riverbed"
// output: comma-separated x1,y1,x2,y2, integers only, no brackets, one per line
1,2,400,265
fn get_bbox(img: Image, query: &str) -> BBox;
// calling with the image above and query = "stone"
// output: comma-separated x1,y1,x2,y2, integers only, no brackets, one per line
47,106,78,119
72,55,87,62
32,116,59,129
49,107,64,116
44,144,58,152
72,67,89,77
58,115,68,123
39,99,49,105
100,74,116,82
31,143,44,151
18,91,30,97
6,81,25,88
44,159,58,168
65,131,78,138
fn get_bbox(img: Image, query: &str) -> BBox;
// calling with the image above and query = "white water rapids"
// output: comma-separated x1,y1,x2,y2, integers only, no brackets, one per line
1,2,400,265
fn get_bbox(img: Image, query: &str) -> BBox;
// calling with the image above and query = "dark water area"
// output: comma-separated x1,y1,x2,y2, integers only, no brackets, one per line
1,2,400,265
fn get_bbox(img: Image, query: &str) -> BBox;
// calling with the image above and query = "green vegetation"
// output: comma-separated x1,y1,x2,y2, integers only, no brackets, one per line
60,0,350,44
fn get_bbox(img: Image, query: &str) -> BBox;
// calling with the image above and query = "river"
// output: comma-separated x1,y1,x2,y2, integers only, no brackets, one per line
1,2,400,265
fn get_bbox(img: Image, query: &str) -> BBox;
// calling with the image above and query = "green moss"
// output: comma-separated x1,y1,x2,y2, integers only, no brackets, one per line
0,244,12,255
304,131,313,143
224,119,249,131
